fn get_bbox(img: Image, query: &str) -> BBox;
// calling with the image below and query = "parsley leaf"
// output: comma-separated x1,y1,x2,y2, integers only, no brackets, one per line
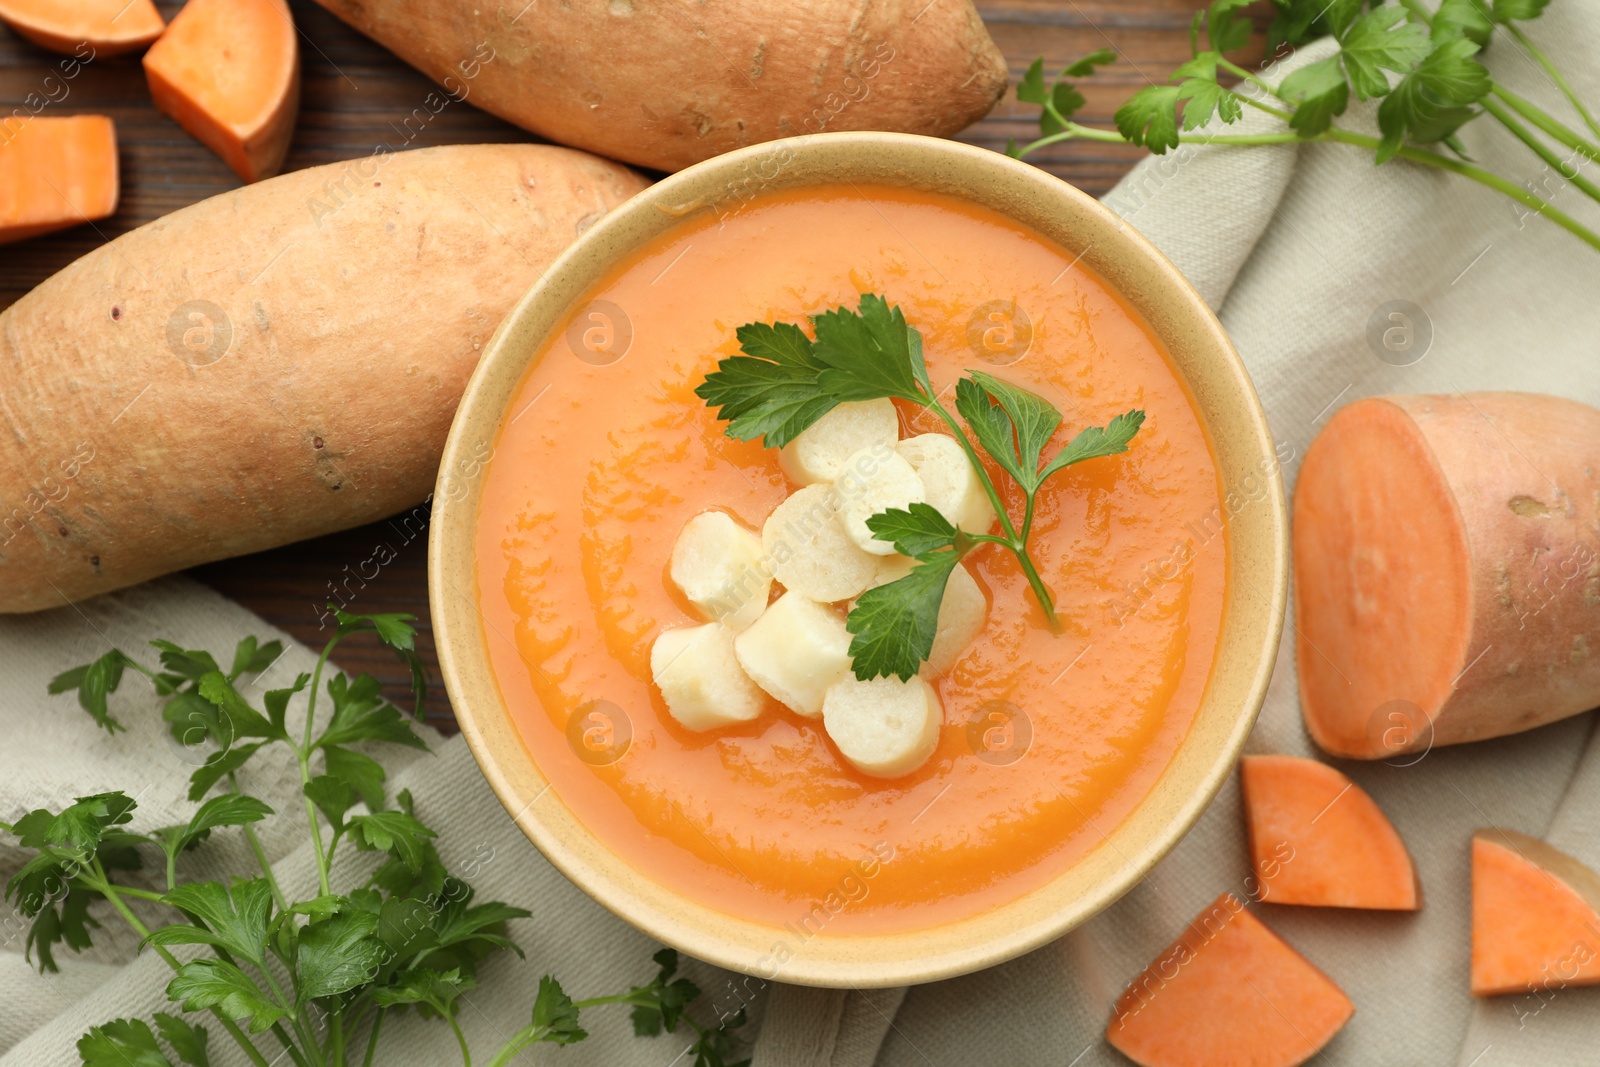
77,1018,175,1067
1206,0,1256,53
49,650,134,734
227,636,282,681
152,1013,210,1067
1279,55,1351,136
1377,37,1491,162
155,794,274,861
166,959,285,1033
347,810,437,872
864,503,958,557
846,550,965,682
1432,0,1494,45
1493,0,1551,21
296,909,386,1002
694,321,836,448
1115,85,1183,152
532,974,588,1045
333,608,428,716
812,294,930,401
149,879,274,966
1340,7,1430,100
1039,409,1148,480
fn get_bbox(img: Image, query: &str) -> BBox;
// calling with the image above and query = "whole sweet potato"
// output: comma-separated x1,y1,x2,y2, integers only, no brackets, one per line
0,143,647,613
310,0,1009,172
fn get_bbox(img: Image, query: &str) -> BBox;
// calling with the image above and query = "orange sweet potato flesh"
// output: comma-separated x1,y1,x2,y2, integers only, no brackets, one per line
143,0,300,182
1472,829,1600,997
1294,393,1600,758
1240,755,1418,910
1109,893,1354,1067
0,0,163,57
0,144,646,612
0,115,118,245
310,0,1008,173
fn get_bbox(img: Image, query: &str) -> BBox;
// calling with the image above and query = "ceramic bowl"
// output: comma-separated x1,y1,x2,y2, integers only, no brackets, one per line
429,131,1288,987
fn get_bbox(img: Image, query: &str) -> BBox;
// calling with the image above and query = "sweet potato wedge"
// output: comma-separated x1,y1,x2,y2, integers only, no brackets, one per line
0,114,119,245
0,0,163,57
1472,829,1600,997
1240,755,1419,910
0,143,646,612
1294,393,1600,758
143,0,300,182
1108,893,1354,1067
308,0,1008,172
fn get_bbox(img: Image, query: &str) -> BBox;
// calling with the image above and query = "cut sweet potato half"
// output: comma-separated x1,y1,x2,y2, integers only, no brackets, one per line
1241,755,1419,910
1472,829,1600,997
0,0,164,57
143,0,300,183
1294,393,1600,758
0,115,118,245
1108,893,1354,1067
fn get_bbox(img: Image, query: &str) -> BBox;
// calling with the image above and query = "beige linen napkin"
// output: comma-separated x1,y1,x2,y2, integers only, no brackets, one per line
7,7,1600,1066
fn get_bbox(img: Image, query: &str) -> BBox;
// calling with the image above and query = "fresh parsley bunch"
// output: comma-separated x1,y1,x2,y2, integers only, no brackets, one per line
696,293,1144,682
1010,0,1600,255
4,613,747,1067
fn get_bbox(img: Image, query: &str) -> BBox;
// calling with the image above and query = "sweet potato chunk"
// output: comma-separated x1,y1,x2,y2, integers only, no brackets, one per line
0,0,163,57
1241,755,1419,910
0,115,118,245
1108,893,1354,1066
1472,829,1600,997
143,0,300,182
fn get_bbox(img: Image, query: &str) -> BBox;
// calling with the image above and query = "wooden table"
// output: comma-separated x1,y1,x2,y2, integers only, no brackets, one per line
1,0,1262,733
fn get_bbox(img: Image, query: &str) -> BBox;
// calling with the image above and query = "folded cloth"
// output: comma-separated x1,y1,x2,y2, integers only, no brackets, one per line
7,8,1600,1065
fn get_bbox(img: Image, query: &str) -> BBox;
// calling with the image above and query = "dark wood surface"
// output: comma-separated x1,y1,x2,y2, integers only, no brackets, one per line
1,0,1263,733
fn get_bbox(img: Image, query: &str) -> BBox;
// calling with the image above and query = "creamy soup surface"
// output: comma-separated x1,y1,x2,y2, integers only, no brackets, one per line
475,184,1227,933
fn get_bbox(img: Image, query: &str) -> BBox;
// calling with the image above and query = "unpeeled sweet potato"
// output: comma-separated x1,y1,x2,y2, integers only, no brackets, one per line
0,143,647,613
308,0,1009,173
1294,393,1600,758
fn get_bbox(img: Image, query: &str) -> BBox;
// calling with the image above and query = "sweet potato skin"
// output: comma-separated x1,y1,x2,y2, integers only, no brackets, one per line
308,0,1009,172
0,144,647,613
1296,393,1600,756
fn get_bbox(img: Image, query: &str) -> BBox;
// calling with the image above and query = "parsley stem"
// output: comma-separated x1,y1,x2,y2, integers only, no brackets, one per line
1321,126,1600,253
361,1008,385,1067
920,390,1062,628
1480,96,1600,206
448,1012,472,1067
1503,24,1600,143
301,635,343,898
232,769,290,912
1491,84,1600,164
91,866,275,1067
1217,58,1291,111
1014,121,1600,254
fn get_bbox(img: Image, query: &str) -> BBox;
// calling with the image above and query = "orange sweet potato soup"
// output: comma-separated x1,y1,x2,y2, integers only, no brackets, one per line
475,184,1226,934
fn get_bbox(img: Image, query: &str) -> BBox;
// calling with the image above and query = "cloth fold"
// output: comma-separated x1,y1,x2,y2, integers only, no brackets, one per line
6,7,1600,1064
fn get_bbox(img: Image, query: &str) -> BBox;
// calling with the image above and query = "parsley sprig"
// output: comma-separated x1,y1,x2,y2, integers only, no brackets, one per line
8,616,747,1067
1009,0,1600,255
697,294,1144,681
